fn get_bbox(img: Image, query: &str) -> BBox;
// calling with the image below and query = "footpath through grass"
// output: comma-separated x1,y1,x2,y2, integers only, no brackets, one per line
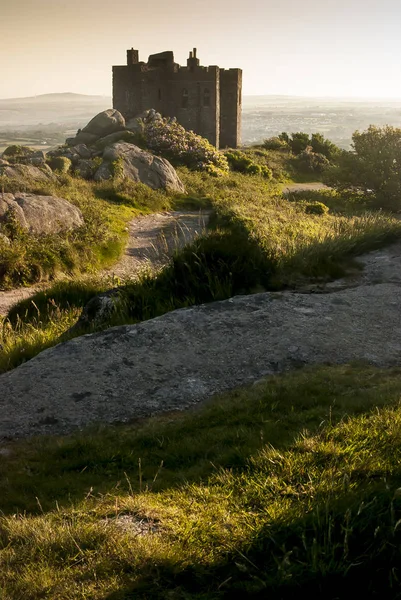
1,363,401,598
0,174,174,289
3,167,401,374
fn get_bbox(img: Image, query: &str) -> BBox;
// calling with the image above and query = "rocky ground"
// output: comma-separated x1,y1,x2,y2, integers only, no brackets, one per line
0,239,400,440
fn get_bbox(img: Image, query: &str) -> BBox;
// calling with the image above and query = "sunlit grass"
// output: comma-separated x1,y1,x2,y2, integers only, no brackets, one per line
3,169,401,374
0,364,401,598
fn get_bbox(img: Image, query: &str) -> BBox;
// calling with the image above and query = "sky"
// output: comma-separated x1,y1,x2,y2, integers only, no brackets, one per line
1,0,400,99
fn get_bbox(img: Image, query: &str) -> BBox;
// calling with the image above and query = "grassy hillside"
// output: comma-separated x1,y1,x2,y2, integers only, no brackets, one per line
1,138,401,597
2,153,401,374
1,364,401,598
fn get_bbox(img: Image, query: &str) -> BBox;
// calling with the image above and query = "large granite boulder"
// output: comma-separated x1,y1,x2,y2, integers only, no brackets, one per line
0,282,401,439
94,130,139,151
0,193,84,234
67,109,125,146
0,163,54,183
94,142,185,192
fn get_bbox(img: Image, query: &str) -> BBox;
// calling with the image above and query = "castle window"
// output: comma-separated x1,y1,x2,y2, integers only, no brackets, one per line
182,88,189,108
158,88,162,101
203,88,211,107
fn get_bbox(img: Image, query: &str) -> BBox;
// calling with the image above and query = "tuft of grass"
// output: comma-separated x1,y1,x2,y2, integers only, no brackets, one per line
5,278,110,327
0,307,79,373
1,364,401,597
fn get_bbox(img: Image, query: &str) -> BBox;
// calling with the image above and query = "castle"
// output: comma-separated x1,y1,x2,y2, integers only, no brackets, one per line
112,48,242,149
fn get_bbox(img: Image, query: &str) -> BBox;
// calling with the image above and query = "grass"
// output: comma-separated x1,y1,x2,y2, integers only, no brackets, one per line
2,153,401,597
0,174,175,289
3,167,401,373
0,363,401,597
0,277,116,373
181,169,401,286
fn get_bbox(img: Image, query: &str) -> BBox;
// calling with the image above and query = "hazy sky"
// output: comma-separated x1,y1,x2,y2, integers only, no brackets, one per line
1,0,400,99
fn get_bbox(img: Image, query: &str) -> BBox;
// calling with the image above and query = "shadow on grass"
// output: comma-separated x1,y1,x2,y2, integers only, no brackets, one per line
1,364,400,518
102,390,401,599
104,485,401,600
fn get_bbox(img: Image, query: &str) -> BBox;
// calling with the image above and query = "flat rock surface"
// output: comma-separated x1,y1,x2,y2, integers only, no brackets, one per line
0,279,401,440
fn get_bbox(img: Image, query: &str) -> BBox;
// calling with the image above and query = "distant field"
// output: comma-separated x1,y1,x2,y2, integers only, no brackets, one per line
242,96,401,147
0,138,56,153
2,92,401,151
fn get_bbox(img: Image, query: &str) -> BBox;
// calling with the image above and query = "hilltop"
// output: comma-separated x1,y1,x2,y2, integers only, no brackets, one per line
0,92,111,104
1,113,401,597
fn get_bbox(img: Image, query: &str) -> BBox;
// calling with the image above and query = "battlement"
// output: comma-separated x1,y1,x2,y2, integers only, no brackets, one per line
112,47,242,148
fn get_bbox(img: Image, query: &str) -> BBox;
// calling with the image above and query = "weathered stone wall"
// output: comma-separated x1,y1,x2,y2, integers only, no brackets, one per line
113,65,166,119
112,49,241,148
220,69,242,148
164,66,220,147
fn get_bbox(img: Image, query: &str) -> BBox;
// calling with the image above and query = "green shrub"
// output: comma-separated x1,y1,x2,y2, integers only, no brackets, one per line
110,156,124,178
2,145,43,164
225,150,272,178
277,132,340,159
326,126,401,211
143,117,229,172
263,136,289,151
2,145,25,157
310,132,340,160
303,201,330,215
293,148,330,173
47,156,72,173
289,132,311,155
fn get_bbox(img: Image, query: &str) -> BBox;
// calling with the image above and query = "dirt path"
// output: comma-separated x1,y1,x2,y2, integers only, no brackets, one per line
283,182,330,194
0,210,210,316
104,210,210,279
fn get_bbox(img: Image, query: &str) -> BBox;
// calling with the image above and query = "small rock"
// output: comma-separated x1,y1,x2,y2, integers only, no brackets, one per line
0,232,10,245
75,159,95,180
73,144,93,159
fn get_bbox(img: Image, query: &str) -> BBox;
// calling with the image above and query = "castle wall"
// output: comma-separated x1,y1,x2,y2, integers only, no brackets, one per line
164,67,220,147
219,69,242,148
113,49,241,149
113,66,166,119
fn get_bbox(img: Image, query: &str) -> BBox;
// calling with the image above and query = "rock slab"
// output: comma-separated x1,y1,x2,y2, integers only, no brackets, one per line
0,193,84,234
0,163,54,183
0,283,400,439
94,142,185,192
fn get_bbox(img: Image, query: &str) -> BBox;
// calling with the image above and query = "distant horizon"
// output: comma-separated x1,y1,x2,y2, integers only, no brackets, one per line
2,91,401,104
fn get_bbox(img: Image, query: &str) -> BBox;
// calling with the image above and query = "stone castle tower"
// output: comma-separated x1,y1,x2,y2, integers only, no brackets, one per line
112,48,242,149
